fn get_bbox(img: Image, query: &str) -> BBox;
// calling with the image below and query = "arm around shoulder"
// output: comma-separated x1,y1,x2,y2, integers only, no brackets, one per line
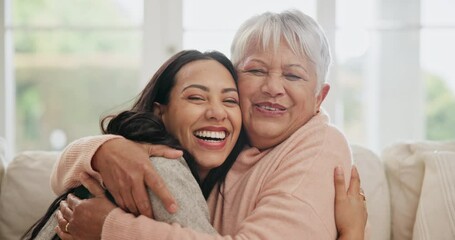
50,134,124,195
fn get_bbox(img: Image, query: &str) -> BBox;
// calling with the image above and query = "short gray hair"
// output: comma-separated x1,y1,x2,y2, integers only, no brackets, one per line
230,9,332,92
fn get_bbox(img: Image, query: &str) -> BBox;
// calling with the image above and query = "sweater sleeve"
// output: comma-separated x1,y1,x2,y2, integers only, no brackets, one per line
148,157,216,234
50,134,124,195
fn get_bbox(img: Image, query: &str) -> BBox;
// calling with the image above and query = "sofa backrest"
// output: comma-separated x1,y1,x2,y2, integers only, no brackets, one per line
382,141,455,240
0,138,5,193
351,144,391,240
0,151,59,240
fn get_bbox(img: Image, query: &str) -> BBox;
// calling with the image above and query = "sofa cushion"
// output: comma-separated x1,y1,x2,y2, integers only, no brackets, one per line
0,151,59,240
351,145,391,240
382,141,455,240
412,151,455,240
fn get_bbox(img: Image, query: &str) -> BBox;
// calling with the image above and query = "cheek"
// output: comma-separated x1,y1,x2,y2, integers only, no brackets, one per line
297,94,318,113
163,106,190,136
238,82,255,105
233,109,243,129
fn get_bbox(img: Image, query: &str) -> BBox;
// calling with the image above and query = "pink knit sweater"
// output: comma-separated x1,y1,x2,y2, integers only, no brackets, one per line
51,112,352,239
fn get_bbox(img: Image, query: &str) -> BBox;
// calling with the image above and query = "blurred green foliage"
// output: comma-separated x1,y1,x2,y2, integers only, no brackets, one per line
425,73,455,140
13,0,143,152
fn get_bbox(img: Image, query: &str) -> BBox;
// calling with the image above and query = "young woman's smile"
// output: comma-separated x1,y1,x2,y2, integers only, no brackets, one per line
155,60,242,180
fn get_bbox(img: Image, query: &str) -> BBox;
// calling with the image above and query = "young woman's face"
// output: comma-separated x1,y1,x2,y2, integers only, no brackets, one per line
155,60,242,180
237,41,329,150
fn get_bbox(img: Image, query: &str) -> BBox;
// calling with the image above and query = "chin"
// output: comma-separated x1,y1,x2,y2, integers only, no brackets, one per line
197,156,226,169
250,125,282,139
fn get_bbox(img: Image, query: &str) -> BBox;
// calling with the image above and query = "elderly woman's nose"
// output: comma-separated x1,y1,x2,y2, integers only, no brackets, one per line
261,74,285,97
205,102,227,121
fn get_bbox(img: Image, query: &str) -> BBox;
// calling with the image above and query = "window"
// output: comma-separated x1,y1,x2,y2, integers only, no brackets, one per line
336,0,455,151
182,0,316,56
182,0,455,152
2,0,453,160
421,0,455,140
2,0,144,158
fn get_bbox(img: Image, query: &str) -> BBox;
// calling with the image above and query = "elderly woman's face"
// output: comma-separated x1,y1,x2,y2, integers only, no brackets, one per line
237,41,329,149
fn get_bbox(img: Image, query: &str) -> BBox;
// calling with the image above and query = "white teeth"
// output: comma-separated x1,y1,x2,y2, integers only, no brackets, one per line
259,105,282,111
194,131,226,140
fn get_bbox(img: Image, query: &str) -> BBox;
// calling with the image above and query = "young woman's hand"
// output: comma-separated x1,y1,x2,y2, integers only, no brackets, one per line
56,173,116,240
334,166,368,240
92,138,183,217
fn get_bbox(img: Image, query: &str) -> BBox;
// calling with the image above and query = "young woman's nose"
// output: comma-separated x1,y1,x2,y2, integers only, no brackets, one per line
261,73,285,98
205,102,227,121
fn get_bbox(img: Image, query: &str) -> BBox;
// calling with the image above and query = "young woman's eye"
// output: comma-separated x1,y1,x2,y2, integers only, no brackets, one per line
224,98,239,105
188,95,204,101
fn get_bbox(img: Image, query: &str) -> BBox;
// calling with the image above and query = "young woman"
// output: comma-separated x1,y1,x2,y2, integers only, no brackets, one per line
23,49,246,239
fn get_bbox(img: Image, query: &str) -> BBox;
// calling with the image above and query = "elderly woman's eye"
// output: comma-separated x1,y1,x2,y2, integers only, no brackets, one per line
246,69,266,76
284,74,303,81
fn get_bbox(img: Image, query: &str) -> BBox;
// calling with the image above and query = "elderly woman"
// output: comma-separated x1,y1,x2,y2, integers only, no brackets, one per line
53,9,366,240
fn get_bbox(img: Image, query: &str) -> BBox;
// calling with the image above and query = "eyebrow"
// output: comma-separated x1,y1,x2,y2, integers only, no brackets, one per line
244,59,310,74
286,64,309,74
182,84,238,93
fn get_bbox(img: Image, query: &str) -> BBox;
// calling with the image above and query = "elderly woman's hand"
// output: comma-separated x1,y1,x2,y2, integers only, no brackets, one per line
92,138,182,217
334,166,368,240
56,173,116,240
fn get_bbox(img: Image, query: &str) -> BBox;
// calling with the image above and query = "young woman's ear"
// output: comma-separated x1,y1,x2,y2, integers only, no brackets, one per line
153,102,165,117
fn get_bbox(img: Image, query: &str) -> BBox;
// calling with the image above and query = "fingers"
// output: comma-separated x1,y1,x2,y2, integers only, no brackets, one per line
54,207,73,240
107,187,126,210
55,225,73,240
109,177,139,215
80,173,105,197
59,200,73,223
146,144,183,159
56,209,69,232
347,165,361,196
132,182,153,217
55,208,75,239
122,192,140,216
66,194,82,218
144,166,178,214
334,166,347,201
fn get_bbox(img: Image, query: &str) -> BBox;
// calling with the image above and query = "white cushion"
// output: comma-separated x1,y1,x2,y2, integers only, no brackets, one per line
0,151,59,240
412,151,455,240
382,141,455,240
351,145,391,240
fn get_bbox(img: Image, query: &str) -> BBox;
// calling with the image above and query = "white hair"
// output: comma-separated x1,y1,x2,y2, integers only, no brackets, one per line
230,9,332,92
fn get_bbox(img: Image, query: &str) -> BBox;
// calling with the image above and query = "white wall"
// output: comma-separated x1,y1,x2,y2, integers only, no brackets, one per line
141,0,183,87
366,0,424,152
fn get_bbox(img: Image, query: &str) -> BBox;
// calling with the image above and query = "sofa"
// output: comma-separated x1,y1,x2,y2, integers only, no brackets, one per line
0,140,454,240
